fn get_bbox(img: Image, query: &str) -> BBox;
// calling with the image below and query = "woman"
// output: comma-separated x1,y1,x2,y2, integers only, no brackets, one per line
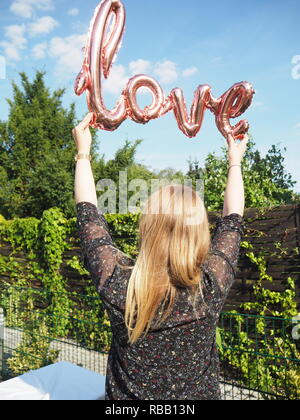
73,113,248,400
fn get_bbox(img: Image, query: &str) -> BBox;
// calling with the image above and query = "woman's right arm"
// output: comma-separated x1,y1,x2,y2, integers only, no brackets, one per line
222,134,249,218
201,134,248,300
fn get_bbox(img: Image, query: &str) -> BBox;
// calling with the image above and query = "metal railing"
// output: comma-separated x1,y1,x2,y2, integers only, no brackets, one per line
219,312,300,400
0,285,299,400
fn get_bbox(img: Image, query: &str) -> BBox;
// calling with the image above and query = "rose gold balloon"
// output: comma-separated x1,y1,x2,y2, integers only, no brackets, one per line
75,0,127,131
74,0,255,139
125,75,165,123
169,85,212,138
208,81,255,139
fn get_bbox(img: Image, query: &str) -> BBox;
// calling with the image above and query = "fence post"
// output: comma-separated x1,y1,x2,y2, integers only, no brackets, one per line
0,308,4,381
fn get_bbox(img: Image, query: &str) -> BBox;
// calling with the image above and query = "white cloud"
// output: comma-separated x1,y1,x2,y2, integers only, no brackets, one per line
68,8,79,17
129,59,151,75
5,25,27,48
182,66,198,77
10,0,54,19
295,123,300,129
32,41,47,59
0,24,27,62
2,3,58,62
252,101,264,108
0,42,21,61
211,56,223,63
103,64,128,94
10,2,32,19
48,34,87,79
44,32,129,89
252,101,268,112
154,60,178,84
28,16,58,36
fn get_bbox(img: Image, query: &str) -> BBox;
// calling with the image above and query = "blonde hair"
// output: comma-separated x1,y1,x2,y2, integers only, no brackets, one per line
124,185,211,345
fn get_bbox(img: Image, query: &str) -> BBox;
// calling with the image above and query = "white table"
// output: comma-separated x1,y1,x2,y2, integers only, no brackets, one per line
0,362,106,400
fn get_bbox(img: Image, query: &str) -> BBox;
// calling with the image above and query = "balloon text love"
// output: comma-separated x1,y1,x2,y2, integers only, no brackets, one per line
75,0,255,139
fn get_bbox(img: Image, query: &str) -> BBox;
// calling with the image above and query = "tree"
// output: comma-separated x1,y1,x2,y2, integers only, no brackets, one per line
0,71,99,219
94,139,144,184
203,136,298,211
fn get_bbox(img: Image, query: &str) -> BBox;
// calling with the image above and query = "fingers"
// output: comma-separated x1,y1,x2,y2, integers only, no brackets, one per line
239,133,249,141
82,112,94,129
77,113,94,131
227,133,249,144
239,134,249,148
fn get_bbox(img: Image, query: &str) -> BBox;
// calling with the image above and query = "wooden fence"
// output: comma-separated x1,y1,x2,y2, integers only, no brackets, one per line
209,204,300,311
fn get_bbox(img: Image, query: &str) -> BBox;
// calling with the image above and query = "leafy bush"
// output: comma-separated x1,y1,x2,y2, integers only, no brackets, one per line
218,240,299,400
7,319,58,377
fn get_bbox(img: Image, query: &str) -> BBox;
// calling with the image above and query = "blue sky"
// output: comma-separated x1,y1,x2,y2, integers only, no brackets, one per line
0,0,300,192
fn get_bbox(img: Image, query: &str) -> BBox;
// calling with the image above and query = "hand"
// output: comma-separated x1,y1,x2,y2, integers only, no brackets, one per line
72,113,94,154
226,133,249,165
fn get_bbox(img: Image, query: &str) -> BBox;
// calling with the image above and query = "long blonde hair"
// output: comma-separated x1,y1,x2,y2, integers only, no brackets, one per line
124,185,211,345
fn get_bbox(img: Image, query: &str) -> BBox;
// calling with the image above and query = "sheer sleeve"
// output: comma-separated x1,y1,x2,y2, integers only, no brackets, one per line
76,201,129,293
202,213,245,300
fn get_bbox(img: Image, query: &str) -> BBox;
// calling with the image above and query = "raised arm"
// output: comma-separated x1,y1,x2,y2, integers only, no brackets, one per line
74,113,97,207
73,114,125,292
203,134,248,300
222,133,248,217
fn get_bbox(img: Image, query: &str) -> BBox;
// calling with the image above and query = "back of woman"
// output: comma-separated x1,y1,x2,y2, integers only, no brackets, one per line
74,113,248,400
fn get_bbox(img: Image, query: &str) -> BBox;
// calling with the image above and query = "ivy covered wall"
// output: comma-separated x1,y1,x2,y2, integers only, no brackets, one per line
0,204,299,317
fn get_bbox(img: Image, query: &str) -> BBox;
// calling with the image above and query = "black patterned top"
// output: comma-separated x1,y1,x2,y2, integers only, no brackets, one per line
76,202,245,400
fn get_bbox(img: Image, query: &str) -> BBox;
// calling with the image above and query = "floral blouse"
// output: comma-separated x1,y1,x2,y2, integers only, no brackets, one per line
76,202,245,400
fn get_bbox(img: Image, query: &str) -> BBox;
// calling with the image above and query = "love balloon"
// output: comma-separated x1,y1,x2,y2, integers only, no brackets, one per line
75,0,255,139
